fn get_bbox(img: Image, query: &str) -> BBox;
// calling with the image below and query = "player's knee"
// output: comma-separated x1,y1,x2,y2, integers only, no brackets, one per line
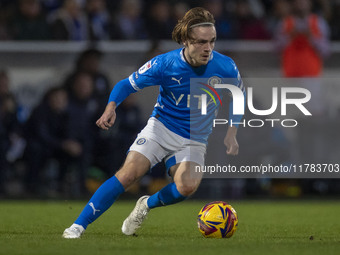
176,183,198,197
115,156,149,188
115,170,138,189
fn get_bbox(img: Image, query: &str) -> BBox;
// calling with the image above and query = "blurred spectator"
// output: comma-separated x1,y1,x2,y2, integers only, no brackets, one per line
259,0,274,15
202,0,234,39
330,1,340,40
0,69,10,98
111,0,147,39
0,95,13,193
85,0,111,40
0,1,15,40
274,0,330,77
114,94,143,163
145,0,174,40
66,71,98,194
104,0,121,14
275,0,331,116
0,0,334,42
0,70,23,194
49,0,89,40
233,0,271,40
63,48,111,113
24,87,77,194
266,0,291,37
93,94,143,176
312,0,331,21
8,0,50,40
141,40,164,64
41,0,63,18
172,1,190,23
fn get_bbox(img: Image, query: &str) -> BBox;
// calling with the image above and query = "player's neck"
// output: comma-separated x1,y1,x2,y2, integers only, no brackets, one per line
183,48,201,67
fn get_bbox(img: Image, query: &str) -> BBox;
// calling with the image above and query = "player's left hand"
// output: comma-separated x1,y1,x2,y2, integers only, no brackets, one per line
224,126,239,156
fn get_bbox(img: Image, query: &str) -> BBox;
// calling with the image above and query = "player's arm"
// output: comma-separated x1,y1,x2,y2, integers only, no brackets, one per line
96,78,136,130
224,125,239,156
224,86,245,156
97,56,163,130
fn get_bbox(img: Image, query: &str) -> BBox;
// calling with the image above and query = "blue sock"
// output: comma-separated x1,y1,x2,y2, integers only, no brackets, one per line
147,182,187,209
75,176,125,229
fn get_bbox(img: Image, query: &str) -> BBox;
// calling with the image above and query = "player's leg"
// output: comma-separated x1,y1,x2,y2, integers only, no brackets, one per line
120,141,168,235
121,119,205,235
63,151,150,238
147,161,203,209
121,161,201,236
121,161,203,235
147,141,205,209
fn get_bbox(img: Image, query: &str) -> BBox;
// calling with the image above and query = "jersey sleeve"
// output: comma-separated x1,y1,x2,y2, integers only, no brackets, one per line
128,55,164,91
230,59,245,92
108,78,136,106
226,58,245,127
108,54,165,107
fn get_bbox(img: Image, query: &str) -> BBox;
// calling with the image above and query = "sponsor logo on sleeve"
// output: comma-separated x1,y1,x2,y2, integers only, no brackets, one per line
138,60,156,74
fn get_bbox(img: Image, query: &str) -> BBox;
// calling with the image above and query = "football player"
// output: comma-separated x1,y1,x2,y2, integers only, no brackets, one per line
63,7,245,238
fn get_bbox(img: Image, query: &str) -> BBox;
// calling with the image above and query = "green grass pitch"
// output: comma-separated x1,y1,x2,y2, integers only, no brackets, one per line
1,200,339,255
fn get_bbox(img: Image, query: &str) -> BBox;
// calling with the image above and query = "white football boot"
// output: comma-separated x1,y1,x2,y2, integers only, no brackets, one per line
122,195,150,235
62,223,85,239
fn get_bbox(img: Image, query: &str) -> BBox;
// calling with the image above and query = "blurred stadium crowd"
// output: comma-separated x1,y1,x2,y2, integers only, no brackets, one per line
0,48,148,197
0,0,339,41
0,0,339,199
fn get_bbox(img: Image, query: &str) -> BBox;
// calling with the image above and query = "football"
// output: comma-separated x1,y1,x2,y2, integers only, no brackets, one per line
197,201,238,238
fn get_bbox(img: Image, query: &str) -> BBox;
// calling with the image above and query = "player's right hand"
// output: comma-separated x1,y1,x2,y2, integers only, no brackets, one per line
96,102,117,130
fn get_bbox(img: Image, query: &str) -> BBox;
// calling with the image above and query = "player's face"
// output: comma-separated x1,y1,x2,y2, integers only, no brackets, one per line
184,26,216,67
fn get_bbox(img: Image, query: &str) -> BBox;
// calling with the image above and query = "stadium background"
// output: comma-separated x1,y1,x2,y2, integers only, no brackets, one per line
0,0,340,200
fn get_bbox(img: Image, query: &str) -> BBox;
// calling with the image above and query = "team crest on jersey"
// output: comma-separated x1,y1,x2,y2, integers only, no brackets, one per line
208,76,222,87
136,138,146,145
138,60,156,74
